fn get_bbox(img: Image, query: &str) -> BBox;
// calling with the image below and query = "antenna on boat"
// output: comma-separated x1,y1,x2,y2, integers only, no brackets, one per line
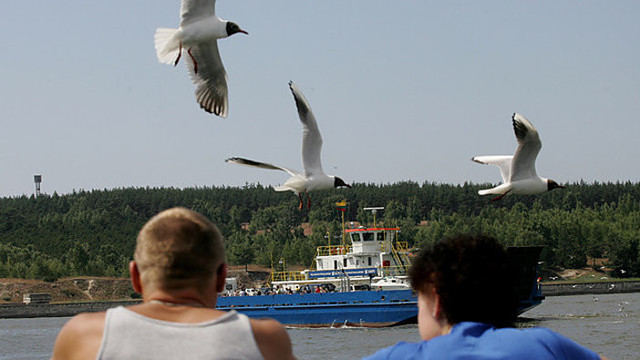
363,207,384,227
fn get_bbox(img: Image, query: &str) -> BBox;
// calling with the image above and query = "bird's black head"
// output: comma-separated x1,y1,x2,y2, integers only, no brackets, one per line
334,177,352,189
547,179,565,191
226,22,248,36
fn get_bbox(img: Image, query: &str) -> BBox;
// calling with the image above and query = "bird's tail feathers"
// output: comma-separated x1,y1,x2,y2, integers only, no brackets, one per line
154,27,180,64
274,186,289,192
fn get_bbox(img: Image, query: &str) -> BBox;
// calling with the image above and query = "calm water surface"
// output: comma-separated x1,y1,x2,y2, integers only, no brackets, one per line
0,316,68,360
1,293,638,360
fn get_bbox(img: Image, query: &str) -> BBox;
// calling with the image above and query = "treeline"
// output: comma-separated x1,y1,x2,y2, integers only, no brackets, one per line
1,181,639,280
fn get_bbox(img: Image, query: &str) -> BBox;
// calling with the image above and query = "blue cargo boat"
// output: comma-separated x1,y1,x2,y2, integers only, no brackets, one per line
217,289,418,328
217,211,544,328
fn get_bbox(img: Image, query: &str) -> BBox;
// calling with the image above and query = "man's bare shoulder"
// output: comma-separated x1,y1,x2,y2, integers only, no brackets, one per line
51,311,106,360
249,318,296,360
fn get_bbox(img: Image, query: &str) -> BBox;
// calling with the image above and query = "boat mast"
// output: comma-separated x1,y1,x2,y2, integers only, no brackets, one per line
336,200,348,251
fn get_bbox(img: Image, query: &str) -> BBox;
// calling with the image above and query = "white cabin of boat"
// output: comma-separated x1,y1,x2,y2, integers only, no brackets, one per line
314,227,404,272
271,225,412,289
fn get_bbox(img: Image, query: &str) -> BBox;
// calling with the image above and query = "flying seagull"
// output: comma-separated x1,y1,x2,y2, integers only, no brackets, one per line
226,82,351,209
154,0,248,118
472,113,564,201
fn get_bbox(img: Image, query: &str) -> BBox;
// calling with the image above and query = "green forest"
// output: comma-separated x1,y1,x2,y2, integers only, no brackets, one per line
1,181,639,281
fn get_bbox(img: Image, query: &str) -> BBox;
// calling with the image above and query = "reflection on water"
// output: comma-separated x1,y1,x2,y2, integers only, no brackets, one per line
0,293,638,360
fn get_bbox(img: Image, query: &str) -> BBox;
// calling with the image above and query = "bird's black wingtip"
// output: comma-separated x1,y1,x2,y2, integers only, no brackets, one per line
200,103,227,118
512,113,528,140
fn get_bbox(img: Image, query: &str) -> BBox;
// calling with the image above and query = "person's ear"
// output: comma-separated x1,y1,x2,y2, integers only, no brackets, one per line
215,263,228,293
427,285,444,319
130,260,143,294
432,290,442,319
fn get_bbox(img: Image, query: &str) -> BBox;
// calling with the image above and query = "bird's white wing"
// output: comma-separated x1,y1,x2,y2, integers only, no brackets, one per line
185,42,228,117
472,155,513,183
510,113,541,181
289,82,323,177
180,0,216,27
225,157,301,177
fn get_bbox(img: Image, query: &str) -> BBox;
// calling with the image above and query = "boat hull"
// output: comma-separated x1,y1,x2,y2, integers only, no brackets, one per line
217,289,418,328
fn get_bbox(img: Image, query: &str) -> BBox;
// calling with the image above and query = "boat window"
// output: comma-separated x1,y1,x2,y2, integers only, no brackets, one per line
343,258,347,268
333,260,337,270
350,233,361,242
363,233,374,241
377,232,385,241
368,257,372,266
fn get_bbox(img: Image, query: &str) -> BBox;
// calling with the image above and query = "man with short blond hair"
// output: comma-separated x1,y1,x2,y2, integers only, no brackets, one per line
134,207,226,292
52,207,296,360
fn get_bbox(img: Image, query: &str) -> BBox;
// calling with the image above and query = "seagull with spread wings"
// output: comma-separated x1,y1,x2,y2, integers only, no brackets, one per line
154,0,247,117
472,113,565,201
226,82,351,209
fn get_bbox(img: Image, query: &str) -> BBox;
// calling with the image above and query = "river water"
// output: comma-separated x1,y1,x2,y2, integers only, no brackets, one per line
1,293,638,360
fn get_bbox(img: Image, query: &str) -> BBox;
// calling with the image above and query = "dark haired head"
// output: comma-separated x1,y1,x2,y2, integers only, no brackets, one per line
409,234,519,328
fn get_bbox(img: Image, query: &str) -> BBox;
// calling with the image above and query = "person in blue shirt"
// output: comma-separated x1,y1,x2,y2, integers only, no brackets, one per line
363,234,609,360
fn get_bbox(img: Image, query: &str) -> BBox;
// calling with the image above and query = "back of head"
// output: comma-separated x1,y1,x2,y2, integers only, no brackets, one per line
135,207,225,291
410,234,519,328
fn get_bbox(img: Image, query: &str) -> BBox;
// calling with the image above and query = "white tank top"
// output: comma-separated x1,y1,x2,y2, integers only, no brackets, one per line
97,306,263,360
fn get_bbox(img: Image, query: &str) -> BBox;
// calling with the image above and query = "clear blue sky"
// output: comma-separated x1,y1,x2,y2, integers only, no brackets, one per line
1,1,639,197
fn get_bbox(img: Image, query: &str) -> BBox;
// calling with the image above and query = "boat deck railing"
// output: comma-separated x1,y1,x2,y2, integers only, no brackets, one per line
271,271,307,283
316,245,352,256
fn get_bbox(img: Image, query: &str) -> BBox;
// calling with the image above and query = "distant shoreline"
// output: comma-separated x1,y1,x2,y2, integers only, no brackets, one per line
540,280,640,297
0,299,141,319
1,281,639,319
